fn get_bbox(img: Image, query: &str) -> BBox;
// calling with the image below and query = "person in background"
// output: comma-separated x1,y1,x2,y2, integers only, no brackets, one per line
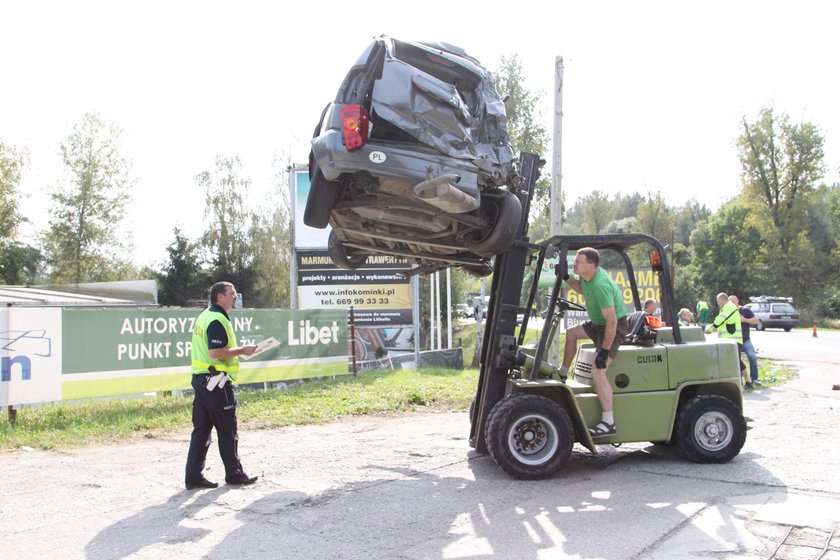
643,298,665,328
730,295,760,388
696,299,710,329
705,292,749,388
678,308,694,326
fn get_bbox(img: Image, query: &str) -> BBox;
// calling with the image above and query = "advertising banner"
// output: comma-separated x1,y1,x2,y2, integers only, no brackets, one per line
296,251,413,327
1,308,348,407
291,169,330,249
563,268,662,329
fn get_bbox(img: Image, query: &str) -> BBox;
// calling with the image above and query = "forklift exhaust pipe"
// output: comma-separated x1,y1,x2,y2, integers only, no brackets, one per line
414,174,480,213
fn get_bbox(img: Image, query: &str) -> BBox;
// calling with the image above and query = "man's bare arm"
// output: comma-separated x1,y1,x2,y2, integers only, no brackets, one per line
209,345,256,360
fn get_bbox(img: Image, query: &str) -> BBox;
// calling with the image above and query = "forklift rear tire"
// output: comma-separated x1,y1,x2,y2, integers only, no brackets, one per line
676,395,746,463
485,394,574,480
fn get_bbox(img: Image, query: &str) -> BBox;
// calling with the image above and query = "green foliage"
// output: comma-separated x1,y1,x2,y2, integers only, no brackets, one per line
494,53,551,226
738,106,825,254
43,112,135,283
578,190,614,234
157,227,208,306
246,155,292,308
0,139,28,238
686,200,766,299
197,155,256,297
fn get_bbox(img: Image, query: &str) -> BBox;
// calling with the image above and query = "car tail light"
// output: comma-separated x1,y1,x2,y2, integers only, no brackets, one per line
792,314,800,319
341,105,369,151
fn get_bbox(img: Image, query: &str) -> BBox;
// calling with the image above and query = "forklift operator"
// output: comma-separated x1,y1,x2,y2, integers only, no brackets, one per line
558,247,629,437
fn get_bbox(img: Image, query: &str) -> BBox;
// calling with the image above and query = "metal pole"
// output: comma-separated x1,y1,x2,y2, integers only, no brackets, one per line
435,271,442,351
348,306,357,376
549,56,565,366
429,273,435,351
446,267,452,349
551,55,564,237
412,273,420,367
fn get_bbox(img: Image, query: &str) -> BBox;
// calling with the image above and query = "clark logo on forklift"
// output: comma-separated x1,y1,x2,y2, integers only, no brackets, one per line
637,354,664,364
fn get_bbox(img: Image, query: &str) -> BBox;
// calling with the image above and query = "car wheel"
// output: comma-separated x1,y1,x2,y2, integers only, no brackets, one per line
303,165,339,229
676,395,746,463
755,320,764,331
467,190,522,257
328,230,368,269
783,327,792,332
485,393,574,480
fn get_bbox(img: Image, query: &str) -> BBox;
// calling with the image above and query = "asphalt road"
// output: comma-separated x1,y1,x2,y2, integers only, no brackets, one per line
1,329,838,559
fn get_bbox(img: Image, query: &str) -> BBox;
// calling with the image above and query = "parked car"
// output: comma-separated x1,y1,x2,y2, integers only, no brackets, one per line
745,296,800,331
304,36,521,277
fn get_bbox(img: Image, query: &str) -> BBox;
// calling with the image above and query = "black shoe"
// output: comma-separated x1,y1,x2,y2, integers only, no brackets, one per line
185,476,218,490
744,382,754,390
226,472,258,486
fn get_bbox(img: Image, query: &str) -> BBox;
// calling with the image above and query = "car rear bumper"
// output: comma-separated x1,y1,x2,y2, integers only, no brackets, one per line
311,128,481,200
762,320,800,329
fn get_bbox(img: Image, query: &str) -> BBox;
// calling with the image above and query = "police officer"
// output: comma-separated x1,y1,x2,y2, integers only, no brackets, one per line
185,281,258,489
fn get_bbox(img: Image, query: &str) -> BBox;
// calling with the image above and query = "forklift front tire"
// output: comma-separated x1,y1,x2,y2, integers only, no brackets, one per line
676,395,746,463
485,394,574,480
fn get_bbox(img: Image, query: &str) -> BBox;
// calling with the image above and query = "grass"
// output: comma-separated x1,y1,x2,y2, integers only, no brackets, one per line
0,351,799,451
0,368,479,451
755,358,797,387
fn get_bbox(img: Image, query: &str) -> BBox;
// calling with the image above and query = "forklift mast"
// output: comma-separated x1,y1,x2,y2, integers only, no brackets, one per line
469,152,541,453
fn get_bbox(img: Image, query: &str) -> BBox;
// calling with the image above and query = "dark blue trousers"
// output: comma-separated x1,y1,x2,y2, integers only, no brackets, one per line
185,373,243,482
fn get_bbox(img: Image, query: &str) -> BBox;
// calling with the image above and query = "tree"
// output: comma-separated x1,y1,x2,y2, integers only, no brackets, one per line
494,54,551,231
247,156,293,308
674,199,711,246
157,228,208,306
0,140,28,239
43,112,135,283
197,155,255,297
686,201,766,300
635,191,675,241
737,107,826,254
0,140,43,283
578,190,614,234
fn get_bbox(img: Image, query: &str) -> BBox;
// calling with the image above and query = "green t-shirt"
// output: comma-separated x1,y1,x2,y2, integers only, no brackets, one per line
581,267,627,326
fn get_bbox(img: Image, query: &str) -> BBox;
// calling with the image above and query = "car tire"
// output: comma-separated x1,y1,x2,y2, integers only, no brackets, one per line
328,230,368,269
467,190,522,257
303,165,339,229
676,395,746,463
755,320,764,331
783,327,792,332
485,393,574,480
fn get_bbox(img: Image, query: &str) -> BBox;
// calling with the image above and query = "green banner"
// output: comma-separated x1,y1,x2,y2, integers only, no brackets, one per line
62,308,347,374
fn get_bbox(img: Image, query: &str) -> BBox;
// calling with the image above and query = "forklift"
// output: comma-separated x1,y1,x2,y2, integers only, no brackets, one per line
470,153,747,479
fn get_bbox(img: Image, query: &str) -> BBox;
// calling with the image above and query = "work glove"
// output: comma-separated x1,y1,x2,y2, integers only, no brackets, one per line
594,348,610,369
206,371,228,391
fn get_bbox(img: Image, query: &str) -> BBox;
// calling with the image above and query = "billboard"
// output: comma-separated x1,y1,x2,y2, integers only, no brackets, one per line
291,169,330,249
1,308,348,407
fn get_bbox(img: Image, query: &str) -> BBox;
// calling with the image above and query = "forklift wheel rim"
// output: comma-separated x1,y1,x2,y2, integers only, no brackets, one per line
693,410,734,452
507,413,559,466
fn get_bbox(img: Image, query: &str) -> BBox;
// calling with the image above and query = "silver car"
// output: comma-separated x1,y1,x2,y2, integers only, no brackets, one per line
745,296,801,331
304,36,522,276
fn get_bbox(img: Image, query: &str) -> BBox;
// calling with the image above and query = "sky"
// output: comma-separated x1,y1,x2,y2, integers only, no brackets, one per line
2,0,838,267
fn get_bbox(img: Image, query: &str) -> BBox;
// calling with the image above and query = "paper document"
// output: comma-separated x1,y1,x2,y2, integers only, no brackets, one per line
240,336,281,360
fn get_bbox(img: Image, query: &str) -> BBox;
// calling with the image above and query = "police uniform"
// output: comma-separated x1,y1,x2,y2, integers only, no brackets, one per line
185,303,247,485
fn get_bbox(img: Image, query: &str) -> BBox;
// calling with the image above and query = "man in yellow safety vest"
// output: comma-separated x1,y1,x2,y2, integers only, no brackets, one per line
185,281,258,489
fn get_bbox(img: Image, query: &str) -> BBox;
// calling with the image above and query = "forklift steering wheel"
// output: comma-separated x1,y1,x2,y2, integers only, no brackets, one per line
557,298,586,313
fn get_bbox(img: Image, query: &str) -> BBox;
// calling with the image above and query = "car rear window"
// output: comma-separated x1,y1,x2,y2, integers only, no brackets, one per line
392,41,482,109
772,303,796,313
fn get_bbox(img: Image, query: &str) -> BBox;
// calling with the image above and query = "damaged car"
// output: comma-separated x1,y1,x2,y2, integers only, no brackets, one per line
304,36,522,276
